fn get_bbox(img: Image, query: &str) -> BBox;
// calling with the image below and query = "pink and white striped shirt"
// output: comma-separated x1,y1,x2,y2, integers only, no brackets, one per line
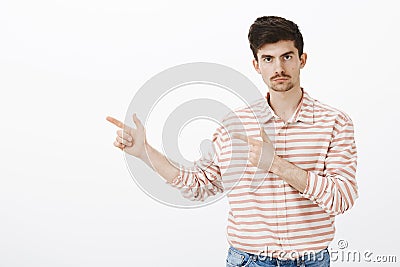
170,90,358,258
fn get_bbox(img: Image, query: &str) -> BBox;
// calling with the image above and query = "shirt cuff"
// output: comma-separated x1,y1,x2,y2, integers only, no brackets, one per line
168,165,186,188
300,171,319,200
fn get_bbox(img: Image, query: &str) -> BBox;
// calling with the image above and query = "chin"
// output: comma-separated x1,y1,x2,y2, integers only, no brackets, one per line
271,85,294,92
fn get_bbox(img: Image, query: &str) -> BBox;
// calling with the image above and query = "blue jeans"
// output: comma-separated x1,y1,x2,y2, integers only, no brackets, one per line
226,246,330,267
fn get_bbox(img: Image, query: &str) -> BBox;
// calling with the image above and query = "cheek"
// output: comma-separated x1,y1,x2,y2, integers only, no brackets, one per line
259,65,273,77
288,67,297,75
287,61,301,72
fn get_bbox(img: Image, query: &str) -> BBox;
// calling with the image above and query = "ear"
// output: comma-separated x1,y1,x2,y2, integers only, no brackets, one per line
300,53,307,69
252,58,261,74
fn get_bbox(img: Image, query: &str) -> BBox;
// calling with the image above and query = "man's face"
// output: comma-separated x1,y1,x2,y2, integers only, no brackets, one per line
253,40,307,93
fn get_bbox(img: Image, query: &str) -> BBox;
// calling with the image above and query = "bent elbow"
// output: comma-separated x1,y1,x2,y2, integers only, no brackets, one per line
324,190,359,215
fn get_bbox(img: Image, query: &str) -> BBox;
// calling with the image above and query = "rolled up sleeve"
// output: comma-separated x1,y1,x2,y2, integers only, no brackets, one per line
301,115,358,215
168,127,225,201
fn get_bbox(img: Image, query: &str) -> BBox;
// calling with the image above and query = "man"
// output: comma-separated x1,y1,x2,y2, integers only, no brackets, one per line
107,16,357,267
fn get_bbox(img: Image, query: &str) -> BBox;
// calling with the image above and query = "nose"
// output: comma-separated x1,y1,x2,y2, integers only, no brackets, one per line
274,59,285,75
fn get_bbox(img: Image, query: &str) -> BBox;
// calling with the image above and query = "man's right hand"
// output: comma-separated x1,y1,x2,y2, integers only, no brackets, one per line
106,114,147,160
106,113,180,183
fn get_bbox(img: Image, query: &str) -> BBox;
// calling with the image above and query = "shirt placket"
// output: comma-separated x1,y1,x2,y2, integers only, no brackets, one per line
274,120,290,252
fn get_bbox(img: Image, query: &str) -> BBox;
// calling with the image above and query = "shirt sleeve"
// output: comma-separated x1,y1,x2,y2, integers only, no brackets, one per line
300,114,358,215
167,127,225,201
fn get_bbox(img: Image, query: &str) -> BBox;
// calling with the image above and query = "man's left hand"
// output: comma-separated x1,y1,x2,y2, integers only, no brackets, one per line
233,128,275,171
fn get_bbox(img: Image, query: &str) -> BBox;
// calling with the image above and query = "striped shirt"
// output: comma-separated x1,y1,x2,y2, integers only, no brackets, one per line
169,90,358,258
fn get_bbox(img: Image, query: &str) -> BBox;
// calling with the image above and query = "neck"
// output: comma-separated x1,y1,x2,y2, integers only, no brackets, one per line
268,87,303,122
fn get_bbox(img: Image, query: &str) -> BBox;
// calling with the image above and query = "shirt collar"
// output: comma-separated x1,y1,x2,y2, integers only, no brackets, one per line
253,89,315,125
295,90,314,124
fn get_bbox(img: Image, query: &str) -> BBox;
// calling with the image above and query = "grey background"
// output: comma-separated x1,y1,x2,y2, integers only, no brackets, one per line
1,0,399,266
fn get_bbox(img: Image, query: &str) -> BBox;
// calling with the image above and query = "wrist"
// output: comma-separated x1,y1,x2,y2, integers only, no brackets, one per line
139,142,152,162
269,154,281,173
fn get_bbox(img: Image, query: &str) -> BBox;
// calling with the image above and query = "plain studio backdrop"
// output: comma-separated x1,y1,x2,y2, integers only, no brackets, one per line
0,0,399,266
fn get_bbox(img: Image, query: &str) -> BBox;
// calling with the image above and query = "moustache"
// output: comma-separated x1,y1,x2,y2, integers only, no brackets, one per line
271,74,291,80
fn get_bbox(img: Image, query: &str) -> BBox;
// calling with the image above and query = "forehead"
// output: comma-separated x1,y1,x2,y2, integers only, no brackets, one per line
257,40,298,57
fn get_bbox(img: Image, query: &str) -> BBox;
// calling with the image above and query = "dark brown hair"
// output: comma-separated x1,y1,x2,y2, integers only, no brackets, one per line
248,16,304,61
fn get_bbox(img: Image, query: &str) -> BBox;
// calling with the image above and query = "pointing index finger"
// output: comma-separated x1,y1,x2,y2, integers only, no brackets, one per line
106,116,126,129
260,128,271,143
233,133,259,145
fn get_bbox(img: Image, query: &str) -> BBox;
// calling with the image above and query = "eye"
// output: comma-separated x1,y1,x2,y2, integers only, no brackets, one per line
283,55,292,61
263,57,272,63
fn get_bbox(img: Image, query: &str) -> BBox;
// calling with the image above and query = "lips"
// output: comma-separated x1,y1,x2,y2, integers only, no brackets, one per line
271,74,290,81
272,77,289,82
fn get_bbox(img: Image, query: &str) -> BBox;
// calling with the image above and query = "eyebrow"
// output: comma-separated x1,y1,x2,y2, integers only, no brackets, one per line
260,51,295,58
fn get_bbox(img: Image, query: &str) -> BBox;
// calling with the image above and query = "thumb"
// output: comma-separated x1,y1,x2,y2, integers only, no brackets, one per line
132,113,144,129
260,128,271,143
